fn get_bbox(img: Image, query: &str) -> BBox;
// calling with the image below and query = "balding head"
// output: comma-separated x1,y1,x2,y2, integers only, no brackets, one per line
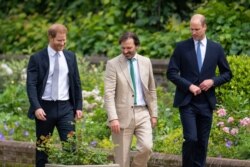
48,23,68,38
190,14,206,27
190,14,207,40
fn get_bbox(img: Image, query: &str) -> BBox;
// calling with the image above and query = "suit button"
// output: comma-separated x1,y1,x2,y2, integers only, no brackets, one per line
131,106,134,109
132,95,134,97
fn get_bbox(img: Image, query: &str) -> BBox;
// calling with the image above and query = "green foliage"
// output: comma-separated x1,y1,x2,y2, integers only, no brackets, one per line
0,14,48,54
236,132,250,159
1,0,250,58
84,108,111,143
155,86,180,137
0,0,195,29
216,55,250,111
0,84,28,114
153,128,182,154
197,0,250,55
77,56,105,92
0,112,35,141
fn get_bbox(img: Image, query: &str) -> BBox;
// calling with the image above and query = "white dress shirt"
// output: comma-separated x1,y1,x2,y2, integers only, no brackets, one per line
128,54,146,106
42,46,69,101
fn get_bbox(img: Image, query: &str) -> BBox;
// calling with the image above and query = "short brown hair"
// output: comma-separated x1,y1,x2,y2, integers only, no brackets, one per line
119,32,140,46
48,23,68,38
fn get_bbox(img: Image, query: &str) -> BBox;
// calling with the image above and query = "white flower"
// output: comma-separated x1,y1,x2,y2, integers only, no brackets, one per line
1,63,13,75
92,87,100,96
21,68,27,80
95,96,103,102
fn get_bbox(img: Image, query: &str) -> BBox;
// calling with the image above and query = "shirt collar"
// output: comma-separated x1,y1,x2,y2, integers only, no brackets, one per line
194,36,207,46
48,45,63,57
124,53,138,61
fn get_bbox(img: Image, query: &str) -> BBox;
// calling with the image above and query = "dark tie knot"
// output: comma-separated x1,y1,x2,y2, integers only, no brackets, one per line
198,40,202,45
128,58,135,62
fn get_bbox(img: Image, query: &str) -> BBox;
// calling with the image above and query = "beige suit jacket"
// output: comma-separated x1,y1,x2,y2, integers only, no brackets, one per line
104,53,157,128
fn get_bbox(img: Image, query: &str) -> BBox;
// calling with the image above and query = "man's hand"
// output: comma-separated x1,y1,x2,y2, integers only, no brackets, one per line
110,119,120,134
199,79,214,91
189,84,202,96
35,108,46,121
75,110,83,120
151,117,157,128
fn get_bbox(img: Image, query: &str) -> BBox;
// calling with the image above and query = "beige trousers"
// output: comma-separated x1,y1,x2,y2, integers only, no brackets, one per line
112,106,153,167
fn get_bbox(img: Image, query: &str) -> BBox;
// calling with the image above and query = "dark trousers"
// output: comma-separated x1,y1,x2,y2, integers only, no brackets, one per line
179,95,213,167
35,100,75,167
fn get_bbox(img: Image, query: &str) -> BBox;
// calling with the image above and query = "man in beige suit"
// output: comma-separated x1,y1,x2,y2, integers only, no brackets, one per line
104,32,158,167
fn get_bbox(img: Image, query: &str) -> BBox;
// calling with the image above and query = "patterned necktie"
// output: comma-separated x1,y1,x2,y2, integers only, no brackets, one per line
197,41,202,72
129,58,137,105
51,52,59,100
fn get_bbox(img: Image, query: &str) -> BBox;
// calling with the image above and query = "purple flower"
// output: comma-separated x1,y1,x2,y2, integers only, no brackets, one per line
0,132,5,141
90,140,98,147
8,128,14,136
225,140,232,148
15,121,20,127
23,131,29,137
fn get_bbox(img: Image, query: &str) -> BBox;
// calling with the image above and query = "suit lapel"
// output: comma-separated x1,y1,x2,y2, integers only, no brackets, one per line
42,49,50,79
63,50,72,75
40,48,50,94
118,55,134,90
189,38,202,73
201,40,211,73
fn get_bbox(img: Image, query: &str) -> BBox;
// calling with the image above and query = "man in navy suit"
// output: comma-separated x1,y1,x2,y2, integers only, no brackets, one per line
26,23,83,167
167,14,232,167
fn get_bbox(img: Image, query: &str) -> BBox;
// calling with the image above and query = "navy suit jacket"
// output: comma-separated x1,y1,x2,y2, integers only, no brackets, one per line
26,48,82,119
167,38,232,109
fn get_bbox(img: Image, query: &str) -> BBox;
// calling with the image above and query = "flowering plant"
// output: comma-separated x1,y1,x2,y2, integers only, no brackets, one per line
209,106,250,158
37,119,113,165
215,108,250,146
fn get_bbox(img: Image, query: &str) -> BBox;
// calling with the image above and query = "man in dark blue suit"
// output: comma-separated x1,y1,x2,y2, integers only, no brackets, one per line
26,23,83,167
167,14,232,167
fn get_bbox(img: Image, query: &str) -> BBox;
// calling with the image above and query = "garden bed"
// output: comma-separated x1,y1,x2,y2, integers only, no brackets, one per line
1,140,250,167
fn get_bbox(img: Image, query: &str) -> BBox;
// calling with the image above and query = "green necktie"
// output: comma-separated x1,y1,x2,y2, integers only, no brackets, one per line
129,59,137,105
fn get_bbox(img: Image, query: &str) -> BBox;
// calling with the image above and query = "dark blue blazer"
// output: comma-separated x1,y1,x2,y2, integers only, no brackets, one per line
26,48,82,119
167,38,232,109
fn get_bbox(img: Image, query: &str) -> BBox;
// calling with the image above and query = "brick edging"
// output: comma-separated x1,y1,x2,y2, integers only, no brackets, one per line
1,141,250,167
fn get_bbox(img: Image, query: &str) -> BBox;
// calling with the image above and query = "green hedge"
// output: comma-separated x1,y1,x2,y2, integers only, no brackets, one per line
0,0,250,58
216,55,250,111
